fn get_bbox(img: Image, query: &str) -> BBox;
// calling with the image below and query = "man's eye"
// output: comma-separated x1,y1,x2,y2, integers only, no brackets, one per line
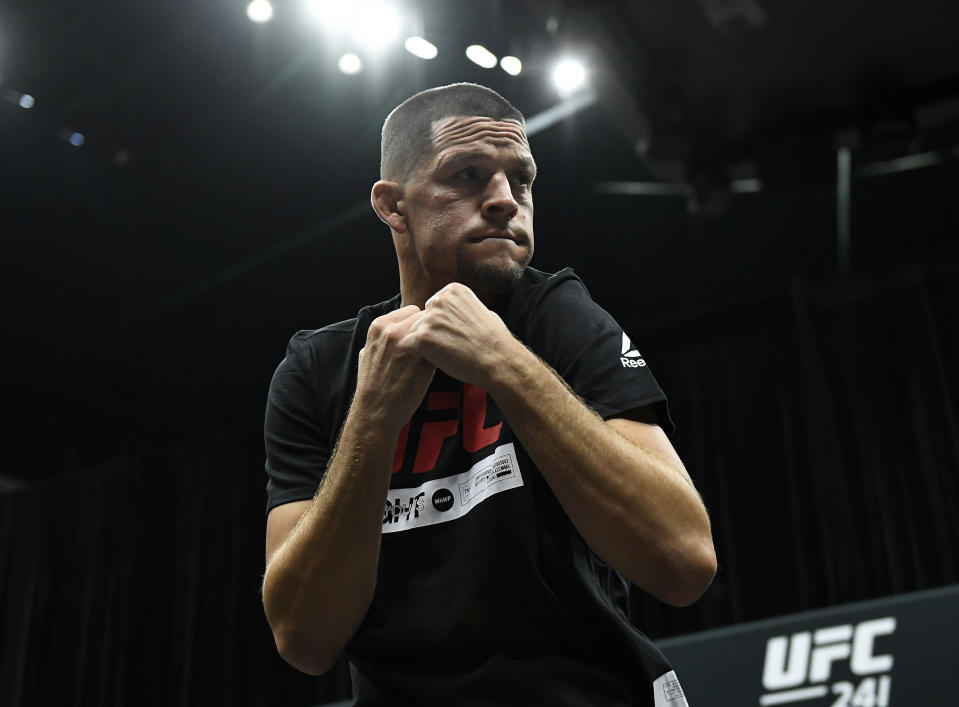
512,173,532,187
457,167,480,180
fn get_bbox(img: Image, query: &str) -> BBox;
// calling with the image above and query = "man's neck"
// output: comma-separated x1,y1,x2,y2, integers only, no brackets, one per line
400,282,511,313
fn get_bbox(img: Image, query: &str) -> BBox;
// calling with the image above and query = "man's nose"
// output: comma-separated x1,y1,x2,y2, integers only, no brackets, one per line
482,172,519,221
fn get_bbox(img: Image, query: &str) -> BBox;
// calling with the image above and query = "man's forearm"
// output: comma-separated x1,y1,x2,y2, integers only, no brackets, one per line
262,406,398,674
263,306,435,675
486,342,716,606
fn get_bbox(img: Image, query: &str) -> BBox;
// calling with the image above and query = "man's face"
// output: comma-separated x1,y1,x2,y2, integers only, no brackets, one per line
398,115,536,299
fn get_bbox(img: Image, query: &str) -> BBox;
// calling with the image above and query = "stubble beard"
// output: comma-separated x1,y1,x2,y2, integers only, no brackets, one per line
456,250,529,298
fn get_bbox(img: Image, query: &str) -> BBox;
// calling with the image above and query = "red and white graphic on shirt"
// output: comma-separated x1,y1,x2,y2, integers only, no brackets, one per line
383,384,522,533
392,383,504,476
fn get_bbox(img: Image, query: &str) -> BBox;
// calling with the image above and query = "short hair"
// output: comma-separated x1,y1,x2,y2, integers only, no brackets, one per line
380,83,525,182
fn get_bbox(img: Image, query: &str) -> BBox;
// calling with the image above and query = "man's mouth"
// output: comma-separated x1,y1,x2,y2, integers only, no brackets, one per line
472,231,524,244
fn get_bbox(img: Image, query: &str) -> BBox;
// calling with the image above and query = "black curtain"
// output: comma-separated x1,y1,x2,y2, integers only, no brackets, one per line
632,261,959,637
2,262,957,705
0,435,351,706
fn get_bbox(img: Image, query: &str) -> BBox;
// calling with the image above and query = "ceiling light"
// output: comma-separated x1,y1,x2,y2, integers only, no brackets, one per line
308,0,400,49
500,56,522,76
19,93,35,109
465,45,497,69
353,2,400,48
552,59,587,95
69,132,85,147
307,0,352,28
247,0,274,23
338,53,363,75
405,36,438,60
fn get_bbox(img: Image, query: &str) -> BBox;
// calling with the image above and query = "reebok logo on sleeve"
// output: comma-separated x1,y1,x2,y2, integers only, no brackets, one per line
621,332,647,368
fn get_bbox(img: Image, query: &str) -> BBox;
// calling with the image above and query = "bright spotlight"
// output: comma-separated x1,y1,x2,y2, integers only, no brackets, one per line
69,132,85,147
247,0,274,23
405,36,438,60
338,53,363,74
553,59,587,95
353,2,400,48
19,93,35,109
309,0,400,49
307,0,351,27
465,45,497,69
500,56,522,76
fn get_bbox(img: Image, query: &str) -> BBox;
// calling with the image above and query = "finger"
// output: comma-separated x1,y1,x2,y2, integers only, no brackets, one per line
377,304,422,326
425,284,459,309
428,282,480,309
404,309,429,334
390,310,428,341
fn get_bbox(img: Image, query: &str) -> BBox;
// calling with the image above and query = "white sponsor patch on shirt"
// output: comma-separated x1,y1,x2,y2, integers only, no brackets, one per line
381,443,523,534
621,331,647,368
653,670,689,707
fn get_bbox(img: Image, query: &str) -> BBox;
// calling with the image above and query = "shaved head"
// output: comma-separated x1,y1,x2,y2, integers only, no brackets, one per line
380,83,525,183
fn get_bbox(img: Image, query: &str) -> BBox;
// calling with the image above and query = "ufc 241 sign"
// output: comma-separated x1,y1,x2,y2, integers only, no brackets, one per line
761,617,895,706
658,587,959,707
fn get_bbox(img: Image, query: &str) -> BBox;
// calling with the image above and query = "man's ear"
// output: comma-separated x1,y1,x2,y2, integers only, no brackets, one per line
371,180,407,234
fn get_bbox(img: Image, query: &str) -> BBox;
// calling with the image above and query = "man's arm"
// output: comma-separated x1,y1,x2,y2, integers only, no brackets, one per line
405,283,717,606
262,306,434,675
493,379,716,606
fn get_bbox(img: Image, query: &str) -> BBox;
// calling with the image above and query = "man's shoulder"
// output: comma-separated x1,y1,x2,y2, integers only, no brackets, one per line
520,266,592,302
503,266,592,331
290,295,402,345
290,318,356,343
522,265,578,287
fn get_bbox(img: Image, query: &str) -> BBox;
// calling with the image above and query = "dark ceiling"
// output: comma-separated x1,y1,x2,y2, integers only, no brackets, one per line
2,0,958,482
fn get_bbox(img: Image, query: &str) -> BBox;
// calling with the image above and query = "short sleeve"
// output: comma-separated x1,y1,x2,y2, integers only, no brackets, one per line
525,273,674,434
264,335,331,513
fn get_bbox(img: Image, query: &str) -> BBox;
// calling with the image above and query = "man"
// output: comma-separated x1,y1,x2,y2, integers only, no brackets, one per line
262,83,716,705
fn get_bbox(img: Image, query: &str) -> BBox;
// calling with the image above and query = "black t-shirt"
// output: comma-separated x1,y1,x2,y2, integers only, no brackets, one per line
265,267,689,706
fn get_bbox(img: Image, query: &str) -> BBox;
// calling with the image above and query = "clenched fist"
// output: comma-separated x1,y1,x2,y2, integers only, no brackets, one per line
354,305,436,432
402,283,524,389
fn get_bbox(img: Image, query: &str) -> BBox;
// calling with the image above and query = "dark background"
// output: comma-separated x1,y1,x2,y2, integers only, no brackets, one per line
1,0,958,703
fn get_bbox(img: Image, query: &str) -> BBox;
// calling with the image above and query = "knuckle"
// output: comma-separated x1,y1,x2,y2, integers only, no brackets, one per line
415,327,436,347
384,323,405,343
